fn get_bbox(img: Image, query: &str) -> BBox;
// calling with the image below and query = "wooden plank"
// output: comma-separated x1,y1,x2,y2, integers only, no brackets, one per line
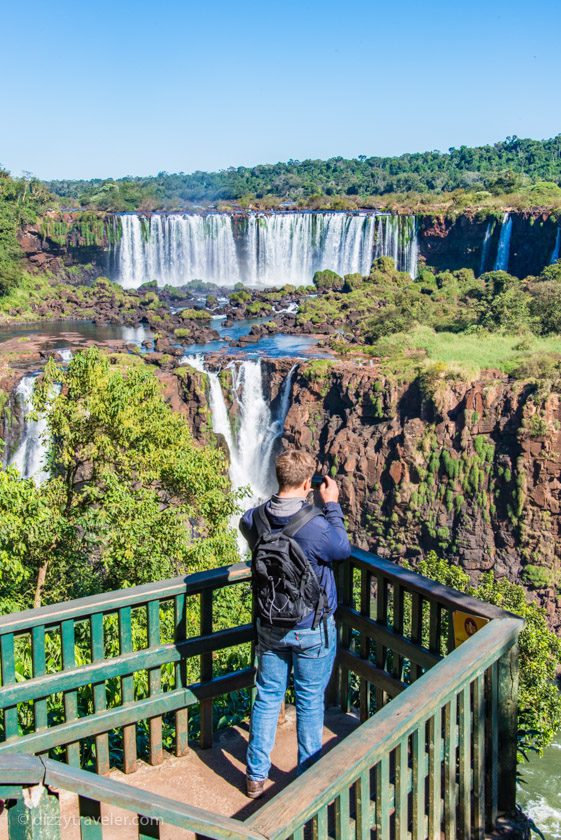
428,709,442,839
444,695,457,838
429,599,441,656
485,662,499,829
338,606,440,671
458,685,471,839
312,805,328,840
336,648,406,698
359,569,371,721
394,736,409,840
391,584,405,682
338,559,353,713
375,755,390,839
0,562,252,635
79,796,103,840
199,590,213,749
354,771,371,840
410,593,423,682
119,606,137,774
61,620,81,767
7,787,61,840
350,548,505,621
0,624,254,708
174,593,189,758
147,601,163,765
334,787,350,840
497,643,519,815
43,758,266,840
0,634,19,741
90,613,110,775
0,687,195,756
411,726,425,839
31,626,48,733
0,754,45,784
472,674,485,839
375,573,388,710
246,618,521,840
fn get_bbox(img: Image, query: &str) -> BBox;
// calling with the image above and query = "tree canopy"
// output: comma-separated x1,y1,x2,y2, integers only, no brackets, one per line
45,135,561,210
0,349,241,612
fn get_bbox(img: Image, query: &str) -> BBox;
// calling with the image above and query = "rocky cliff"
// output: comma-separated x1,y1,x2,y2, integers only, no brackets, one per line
275,360,561,630
418,212,559,277
178,357,561,631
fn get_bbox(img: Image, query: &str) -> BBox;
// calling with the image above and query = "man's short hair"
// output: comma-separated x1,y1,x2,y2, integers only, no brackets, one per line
276,450,316,490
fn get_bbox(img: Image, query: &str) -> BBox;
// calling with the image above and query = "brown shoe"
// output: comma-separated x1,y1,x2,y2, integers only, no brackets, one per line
246,777,266,799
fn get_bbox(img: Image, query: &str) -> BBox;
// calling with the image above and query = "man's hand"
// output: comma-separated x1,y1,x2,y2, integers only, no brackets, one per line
319,475,339,505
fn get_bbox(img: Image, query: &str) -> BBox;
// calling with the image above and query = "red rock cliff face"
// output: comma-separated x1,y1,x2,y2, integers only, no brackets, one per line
272,360,561,631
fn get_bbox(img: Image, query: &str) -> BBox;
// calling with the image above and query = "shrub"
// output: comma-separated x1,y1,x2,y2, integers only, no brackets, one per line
313,269,343,291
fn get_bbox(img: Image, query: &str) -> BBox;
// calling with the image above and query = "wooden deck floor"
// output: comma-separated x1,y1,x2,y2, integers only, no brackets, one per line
0,707,360,840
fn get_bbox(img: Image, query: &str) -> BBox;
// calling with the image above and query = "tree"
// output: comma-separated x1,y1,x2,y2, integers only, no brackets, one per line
0,348,241,609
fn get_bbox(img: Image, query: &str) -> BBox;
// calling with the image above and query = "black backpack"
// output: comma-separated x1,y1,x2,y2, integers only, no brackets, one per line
251,503,328,630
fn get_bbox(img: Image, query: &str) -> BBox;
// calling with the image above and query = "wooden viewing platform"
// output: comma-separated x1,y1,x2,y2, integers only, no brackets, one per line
0,548,524,839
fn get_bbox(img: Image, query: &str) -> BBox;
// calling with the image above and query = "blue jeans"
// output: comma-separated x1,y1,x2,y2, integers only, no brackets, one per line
246,614,337,781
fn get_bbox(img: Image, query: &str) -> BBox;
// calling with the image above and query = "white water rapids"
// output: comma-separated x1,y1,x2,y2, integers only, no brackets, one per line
115,212,419,288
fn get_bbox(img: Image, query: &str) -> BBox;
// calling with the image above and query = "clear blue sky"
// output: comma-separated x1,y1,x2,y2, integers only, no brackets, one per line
1,0,560,180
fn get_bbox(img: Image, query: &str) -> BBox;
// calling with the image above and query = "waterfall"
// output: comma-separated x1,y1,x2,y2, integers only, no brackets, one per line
550,226,561,264
479,222,493,275
114,212,419,288
494,213,513,271
373,215,418,277
183,357,296,505
8,375,52,484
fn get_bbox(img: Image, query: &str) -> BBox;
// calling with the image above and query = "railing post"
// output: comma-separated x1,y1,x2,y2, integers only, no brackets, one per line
496,641,519,815
7,785,61,840
199,589,213,748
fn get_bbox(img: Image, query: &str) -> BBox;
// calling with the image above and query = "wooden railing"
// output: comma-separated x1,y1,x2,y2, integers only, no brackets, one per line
0,548,523,839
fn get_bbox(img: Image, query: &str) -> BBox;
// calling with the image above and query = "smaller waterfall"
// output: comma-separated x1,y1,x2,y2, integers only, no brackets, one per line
550,226,561,264
9,375,51,484
494,213,513,271
183,357,296,506
479,222,493,275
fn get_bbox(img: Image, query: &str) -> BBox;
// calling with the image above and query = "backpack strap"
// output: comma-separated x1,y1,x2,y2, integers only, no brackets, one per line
281,504,323,538
253,503,272,538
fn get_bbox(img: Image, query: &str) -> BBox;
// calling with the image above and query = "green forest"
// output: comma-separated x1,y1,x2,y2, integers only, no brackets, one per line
45,134,561,211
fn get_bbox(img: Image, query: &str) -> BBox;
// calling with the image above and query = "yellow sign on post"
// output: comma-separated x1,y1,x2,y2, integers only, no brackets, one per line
453,610,489,647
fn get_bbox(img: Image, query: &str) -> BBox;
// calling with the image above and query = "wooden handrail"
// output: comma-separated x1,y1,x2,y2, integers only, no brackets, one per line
0,561,252,635
246,615,523,839
350,547,506,620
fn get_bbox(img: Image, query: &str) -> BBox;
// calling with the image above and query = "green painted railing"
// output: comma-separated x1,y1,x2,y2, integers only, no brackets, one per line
0,548,523,839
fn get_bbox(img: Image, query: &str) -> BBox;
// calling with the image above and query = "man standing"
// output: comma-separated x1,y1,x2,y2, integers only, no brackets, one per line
239,450,351,799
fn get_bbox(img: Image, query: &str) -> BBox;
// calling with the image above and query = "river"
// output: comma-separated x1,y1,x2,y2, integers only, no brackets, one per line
518,730,561,837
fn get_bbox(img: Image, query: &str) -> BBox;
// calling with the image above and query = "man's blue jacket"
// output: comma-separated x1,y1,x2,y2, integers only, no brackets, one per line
239,501,351,629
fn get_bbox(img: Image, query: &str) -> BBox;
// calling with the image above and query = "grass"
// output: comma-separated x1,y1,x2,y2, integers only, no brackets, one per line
371,326,561,380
